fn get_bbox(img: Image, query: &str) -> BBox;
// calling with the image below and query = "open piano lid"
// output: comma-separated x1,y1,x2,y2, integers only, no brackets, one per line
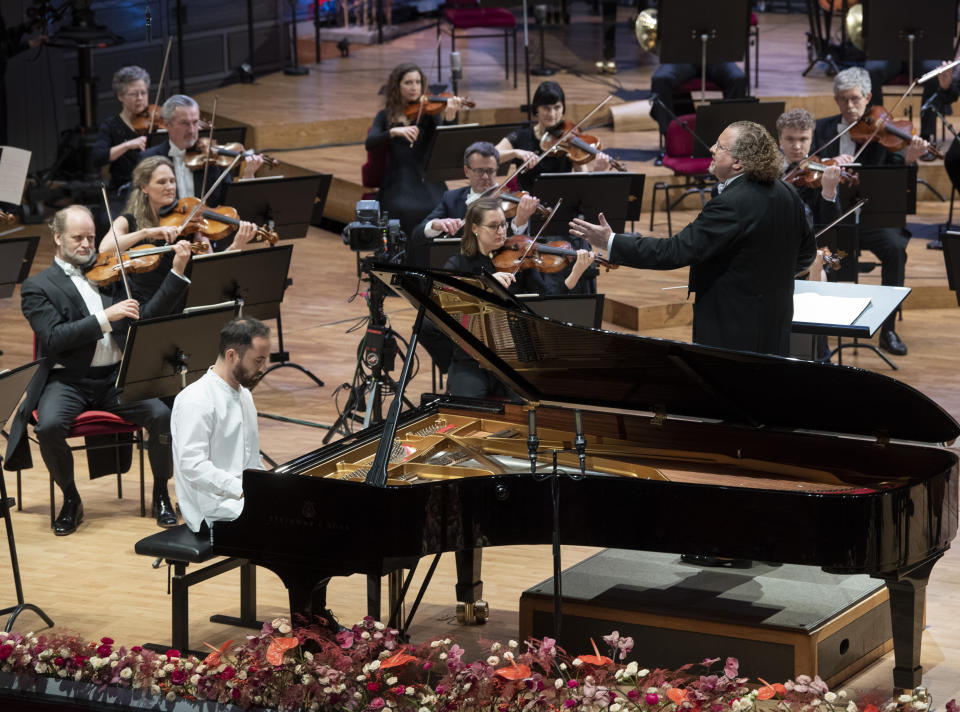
373,264,960,445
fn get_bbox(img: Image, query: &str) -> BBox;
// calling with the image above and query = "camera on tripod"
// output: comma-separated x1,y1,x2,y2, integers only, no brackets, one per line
342,199,405,256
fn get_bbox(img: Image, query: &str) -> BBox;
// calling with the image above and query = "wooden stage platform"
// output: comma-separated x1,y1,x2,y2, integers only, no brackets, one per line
1,6,959,703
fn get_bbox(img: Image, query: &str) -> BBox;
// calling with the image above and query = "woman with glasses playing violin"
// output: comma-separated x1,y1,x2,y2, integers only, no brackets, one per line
91,66,151,203
365,62,462,240
494,81,611,193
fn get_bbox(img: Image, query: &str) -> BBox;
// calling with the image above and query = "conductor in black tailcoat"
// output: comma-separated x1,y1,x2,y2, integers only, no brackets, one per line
3,206,192,535
570,121,815,357
140,95,263,210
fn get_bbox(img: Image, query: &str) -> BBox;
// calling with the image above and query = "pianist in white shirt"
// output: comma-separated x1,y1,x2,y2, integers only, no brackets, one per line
171,317,270,534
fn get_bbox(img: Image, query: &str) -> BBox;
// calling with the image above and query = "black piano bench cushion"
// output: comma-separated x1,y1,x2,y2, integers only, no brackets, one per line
134,524,213,563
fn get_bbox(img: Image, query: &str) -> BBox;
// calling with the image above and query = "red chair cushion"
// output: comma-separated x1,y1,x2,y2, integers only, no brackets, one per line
751,11,758,25
444,8,516,28
675,78,721,94
662,156,712,175
664,113,698,158
32,409,141,438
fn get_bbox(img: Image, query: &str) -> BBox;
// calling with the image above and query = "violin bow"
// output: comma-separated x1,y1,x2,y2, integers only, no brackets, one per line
509,198,563,277
147,37,173,135
176,154,243,237
199,96,219,200
99,183,133,301
795,198,869,278
536,95,615,166
414,35,445,126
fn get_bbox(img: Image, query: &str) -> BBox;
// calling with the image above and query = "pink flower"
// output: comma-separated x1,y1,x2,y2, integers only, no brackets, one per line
0,644,12,660
100,637,114,645
171,669,188,685
568,679,579,688
367,682,380,692
646,693,660,704
628,690,640,701
219,665,235,680
336,631,354,649
130,646,142,653
422,662,433,671
96,644,112,657
369,697,386,710
563,700,576,709
723,657,738,679
391,685,406,695
166,649,181,659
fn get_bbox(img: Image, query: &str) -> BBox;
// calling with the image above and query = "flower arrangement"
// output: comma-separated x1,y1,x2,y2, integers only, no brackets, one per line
0,619,953,712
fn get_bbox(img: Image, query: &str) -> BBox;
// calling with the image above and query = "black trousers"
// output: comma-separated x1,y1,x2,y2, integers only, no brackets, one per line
650,62,747,134
34,367,173,499
858,225,909,331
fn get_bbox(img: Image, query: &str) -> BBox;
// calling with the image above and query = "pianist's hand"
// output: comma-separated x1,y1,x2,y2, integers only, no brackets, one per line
492,271,516,289
569,213,612,251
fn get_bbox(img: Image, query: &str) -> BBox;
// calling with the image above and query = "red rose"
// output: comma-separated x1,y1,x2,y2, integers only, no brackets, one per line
0,644,12,660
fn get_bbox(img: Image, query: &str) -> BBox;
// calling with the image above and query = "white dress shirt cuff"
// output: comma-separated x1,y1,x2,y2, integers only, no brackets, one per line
424,222,442,238
606,233,616,255
95,310,111,334
171,271,191,284
511,218,529,234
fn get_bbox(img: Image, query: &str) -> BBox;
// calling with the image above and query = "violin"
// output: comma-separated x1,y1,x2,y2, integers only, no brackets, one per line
86,241,207,288
499,191,552,220
158,197,280,244
492,235,617,274
848,105,943,159
404,94,476,121
184,139,279,170
539,120,628,171
129,105,166,134
784,156,859,189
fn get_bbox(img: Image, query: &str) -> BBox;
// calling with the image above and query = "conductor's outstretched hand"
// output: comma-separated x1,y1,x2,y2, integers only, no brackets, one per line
569,213,612,251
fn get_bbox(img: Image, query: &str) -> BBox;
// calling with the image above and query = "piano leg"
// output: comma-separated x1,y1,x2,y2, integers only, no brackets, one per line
276,568,334,629
455,548,488,625
882,557,939,690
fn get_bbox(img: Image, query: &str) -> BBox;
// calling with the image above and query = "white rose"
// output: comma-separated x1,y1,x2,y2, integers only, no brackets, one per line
279,624,292,634
572,658,583,667
556,678,564,689
369,659,381,671
610,705,622,712
638,668,649,677
732,703,741,712
913,703,928,710
354,692,362,700
430,641,441,648
406,687,414,695
491,642,502,652
838,691,847,699
151,685,161,695
825,693,838,703
387,676,398,686
847,702,858,712
559,663,567,671
191,674,200,685
487,656,499,666
508,640,518,649
443,638,451,645
439,653,448,660
164,663,175,672
120,668,133,679
361,632,371,640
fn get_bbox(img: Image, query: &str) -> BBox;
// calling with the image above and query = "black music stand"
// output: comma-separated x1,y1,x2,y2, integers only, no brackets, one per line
424,124,524,182
183,245,322,387
146,126,247,150
840,165,916,229
692,99,786,158
521,294,605,328
0,234,39,357
116,305,238,404
658,0,751,101
532,173,645,235
0,360,54,632
940,230,960,306
222,174,331,239
863,0,957,80
427,238,462,270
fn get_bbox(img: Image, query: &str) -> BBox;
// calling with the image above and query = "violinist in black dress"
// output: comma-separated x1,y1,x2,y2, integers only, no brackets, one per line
91,66,150,201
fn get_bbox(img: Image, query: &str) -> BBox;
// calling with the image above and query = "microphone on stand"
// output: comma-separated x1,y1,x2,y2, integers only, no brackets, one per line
921,93,939,114
145,5,152,43
451,50,463,83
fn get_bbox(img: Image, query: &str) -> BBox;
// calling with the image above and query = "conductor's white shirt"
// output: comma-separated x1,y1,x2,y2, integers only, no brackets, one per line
171,368,262,533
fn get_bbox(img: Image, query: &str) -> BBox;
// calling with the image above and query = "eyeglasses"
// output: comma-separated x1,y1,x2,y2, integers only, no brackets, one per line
124,89,148,98
481,222,508,231
712,142,732,154
468,167,498,177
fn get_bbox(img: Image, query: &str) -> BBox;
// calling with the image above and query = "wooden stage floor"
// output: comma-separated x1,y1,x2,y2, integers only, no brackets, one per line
1,6,960,702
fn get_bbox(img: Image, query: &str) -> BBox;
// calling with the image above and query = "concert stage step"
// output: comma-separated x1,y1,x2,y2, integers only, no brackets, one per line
519,549,893,687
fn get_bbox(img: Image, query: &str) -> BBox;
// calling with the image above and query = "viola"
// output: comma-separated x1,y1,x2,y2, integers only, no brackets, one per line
492,235,617,274
86,241,207,288
539,120,628,171
184,139,279,170
499,191,552,220
404,94,476,121
848,105,943,159
158,197,280,244
784,156,859,190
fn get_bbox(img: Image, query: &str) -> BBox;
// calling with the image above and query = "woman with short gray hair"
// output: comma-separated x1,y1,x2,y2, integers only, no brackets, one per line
91,65,152,198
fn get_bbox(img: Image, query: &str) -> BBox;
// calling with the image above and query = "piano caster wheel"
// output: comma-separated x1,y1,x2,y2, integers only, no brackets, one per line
456,600,489,625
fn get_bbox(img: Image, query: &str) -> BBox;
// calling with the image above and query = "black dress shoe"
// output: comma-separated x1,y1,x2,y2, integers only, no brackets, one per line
879,329,908,356
54,498,84,536
152,490,179,527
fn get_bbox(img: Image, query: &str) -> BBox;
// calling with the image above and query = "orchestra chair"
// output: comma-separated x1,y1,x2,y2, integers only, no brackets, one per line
15,335,145,528
135,524,260,653
437,0,518,89
657,78,722,162
650,113,716,236
362,126,388,201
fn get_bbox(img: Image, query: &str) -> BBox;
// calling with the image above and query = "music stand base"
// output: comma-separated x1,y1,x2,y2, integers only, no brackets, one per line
284,66,309,76
263,360,324,387
831,340,898,371
530,67,556,76
1,602,54,633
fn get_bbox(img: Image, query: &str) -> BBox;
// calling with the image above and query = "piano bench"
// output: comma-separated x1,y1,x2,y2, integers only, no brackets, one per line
135,525,263,653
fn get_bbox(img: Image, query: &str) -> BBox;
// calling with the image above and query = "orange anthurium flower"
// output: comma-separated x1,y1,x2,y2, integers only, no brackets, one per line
265,637,299,666
495,660,532,680
380,646,418,669
202,640,234,667
756,679,787,700
864,705,880,712
577,638,614,666
667,687,687,705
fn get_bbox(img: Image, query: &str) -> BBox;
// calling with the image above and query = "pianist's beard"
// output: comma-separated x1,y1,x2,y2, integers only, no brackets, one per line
233,361,264,390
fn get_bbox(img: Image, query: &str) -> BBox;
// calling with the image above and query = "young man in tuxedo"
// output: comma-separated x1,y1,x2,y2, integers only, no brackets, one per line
570,121,814,357
3,205,192,535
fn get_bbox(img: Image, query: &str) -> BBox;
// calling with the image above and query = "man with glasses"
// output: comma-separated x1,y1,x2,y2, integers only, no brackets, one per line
811,67,929,356
3,205,192,535
571,121,814,357
408,141,539,268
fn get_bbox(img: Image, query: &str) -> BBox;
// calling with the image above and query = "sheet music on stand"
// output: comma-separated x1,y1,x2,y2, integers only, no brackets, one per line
0,146,30,206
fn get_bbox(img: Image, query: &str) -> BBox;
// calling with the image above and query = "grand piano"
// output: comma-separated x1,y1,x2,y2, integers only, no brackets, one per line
213,265,959,689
